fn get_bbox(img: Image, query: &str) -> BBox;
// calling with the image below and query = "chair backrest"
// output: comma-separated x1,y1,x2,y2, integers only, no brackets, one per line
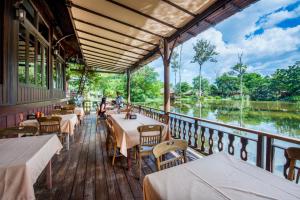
54,105,62,110
159,114,169,125
38,116,62,134
153,139,188,171
137,125,164,147
286,147,300,183
106,118,116,140
0,126,38,138
62,105,75,113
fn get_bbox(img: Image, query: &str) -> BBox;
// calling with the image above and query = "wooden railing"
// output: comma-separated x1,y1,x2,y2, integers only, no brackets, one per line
132,104,300,181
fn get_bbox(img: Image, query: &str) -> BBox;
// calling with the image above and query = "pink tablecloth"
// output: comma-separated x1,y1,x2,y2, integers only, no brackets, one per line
109,113,168,157
20,114,78,136
74,107,85,119
143,153,300,200
0,135,62,199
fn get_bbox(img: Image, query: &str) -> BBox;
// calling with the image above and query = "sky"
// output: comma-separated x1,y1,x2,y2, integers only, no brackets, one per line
148,0,300,84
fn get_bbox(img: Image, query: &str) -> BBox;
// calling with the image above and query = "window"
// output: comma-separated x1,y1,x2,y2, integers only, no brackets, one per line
17,0,50,88
28,34,35,84
18,25,26,83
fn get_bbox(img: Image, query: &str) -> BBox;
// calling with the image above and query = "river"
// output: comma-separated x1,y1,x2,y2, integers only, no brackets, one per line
144,99,300,138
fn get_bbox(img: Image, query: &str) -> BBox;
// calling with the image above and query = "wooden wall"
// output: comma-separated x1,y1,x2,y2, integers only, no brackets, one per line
0,99,67,129
0,0,69,128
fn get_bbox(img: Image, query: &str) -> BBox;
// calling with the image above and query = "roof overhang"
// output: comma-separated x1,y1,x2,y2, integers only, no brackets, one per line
67,0,258,73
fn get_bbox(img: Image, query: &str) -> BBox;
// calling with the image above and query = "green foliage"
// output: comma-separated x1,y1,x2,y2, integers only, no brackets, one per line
175,82,191,94
192,76,210,96
191,39,218,66
215,73,239,97
130,66,162,102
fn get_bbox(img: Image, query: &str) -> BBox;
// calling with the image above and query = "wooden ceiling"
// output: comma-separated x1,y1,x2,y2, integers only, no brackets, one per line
66,0,258,73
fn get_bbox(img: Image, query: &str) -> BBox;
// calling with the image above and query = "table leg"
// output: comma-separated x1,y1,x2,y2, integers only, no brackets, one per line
66,134,70,150
127,149,131,170
46,159,52,189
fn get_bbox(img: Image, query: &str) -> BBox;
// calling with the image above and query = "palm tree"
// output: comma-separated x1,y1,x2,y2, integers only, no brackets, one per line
171,51,179,89
231,53,247,99
191,39,218,98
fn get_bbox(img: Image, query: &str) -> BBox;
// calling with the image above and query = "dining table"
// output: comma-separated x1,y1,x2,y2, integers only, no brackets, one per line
20,113,78,150
109,113,169,168
143,152,300,200
74,107,85,120
0,134,62,200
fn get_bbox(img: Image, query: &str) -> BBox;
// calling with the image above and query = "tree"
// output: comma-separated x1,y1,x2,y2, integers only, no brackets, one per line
175,82,191,94
170,51,180,88
231,53,247,99
215,73,239,97
192,76,211,96
191,39,218,98
130,66,162,102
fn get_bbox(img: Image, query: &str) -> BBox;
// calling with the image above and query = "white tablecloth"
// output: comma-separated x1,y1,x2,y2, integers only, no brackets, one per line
109,113,168,157
143,153,300,200
74,107,85,119
0,135,62,199
20,114,78,135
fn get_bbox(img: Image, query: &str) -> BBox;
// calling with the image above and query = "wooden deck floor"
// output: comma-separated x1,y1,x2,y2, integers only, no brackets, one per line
34,114,198,200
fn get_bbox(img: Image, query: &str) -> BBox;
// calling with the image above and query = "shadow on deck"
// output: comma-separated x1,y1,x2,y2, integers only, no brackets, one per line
34,114,198,200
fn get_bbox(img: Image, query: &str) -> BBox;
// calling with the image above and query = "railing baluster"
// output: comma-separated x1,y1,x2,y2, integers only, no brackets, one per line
187,122,192,145
228,134,235,155
217,131,224,152
193,120,198,148
170,116,174,137
178,119,182,139
283,150,290,178
208,129,214,154
265,137,274,172
174,118,178,138
200,127,205,152
256,135,264,168
183,121,187,140
240,137,248,161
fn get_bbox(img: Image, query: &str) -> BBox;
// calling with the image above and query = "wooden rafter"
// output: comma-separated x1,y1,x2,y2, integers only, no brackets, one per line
69,2,163,37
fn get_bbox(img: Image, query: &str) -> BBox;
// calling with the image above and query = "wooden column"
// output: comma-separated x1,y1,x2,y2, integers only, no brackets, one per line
163,39,170,113
126,69,131,104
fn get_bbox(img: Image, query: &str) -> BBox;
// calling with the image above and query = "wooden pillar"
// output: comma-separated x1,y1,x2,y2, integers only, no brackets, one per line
163,39,170,113
126,69,131,104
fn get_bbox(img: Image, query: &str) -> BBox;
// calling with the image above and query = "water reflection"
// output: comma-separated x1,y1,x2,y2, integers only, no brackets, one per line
147,100,300,138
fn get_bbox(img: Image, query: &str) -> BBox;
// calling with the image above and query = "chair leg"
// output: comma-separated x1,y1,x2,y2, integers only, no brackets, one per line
112,146,117,166
138,154,142,179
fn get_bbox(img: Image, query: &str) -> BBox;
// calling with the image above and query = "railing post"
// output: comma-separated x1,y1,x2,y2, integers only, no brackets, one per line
194,119,198,148
138,105,141,114
265,137,274,172
256,135,265,168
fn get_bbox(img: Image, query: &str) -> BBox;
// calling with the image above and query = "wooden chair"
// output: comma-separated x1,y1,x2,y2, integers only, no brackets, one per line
37,116,64,143
136,125,164,178
106,118,119,166
0,126,38,139
54,105,62,110
159,114,169,125
153,139,188,171
286,147,300,183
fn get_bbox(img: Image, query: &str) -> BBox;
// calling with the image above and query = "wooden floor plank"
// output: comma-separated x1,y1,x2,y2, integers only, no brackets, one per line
34,114,199,200
70,117,92,199
95,125,109,200
84,118,96,200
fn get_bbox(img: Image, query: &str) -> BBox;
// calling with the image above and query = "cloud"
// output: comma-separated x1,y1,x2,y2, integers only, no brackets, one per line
148,0,300,85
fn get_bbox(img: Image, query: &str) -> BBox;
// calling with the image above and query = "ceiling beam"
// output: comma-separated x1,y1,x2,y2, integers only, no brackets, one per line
83,52,134,65
80,43,141,59
82,48,137,63
78,37,146,56
107,0,178,29
71,68,123,74
74,19,156,46
161,0,196,17
84,57,129,67
86,60,129,69
70,2,162,37
87,63,128,71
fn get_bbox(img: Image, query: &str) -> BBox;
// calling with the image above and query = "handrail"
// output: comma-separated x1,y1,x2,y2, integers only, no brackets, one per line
132,104,300,145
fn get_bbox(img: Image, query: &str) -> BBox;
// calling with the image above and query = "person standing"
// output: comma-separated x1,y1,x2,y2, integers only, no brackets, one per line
115,92,124,108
